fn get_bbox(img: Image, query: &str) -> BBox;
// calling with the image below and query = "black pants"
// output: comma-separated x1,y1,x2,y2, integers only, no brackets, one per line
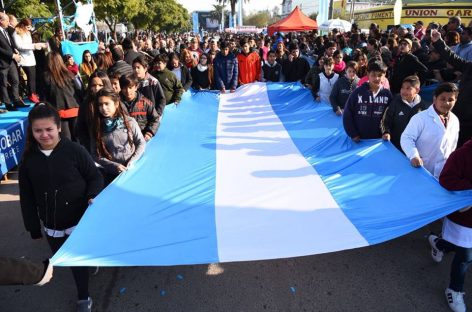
436,238,472,292
0,62,19,104
22,66,36,95
61,117,77,141
46,235,89,300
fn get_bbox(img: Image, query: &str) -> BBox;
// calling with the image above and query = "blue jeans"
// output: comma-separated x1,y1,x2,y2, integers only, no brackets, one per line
437,238,472,292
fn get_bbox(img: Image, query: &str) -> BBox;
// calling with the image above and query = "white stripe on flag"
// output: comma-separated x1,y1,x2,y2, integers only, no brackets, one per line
215,83,368,262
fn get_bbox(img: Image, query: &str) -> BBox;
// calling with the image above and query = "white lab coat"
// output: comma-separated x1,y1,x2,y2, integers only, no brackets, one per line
400,105,459,179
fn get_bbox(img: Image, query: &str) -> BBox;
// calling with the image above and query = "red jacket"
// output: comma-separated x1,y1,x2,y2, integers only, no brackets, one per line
237,52,261,85
439,139,472,227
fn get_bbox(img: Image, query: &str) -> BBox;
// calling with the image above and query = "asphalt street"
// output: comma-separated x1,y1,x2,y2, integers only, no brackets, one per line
0,171,463,312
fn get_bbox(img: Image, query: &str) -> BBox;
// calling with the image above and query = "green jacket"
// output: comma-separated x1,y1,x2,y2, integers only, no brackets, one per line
151,69,184,105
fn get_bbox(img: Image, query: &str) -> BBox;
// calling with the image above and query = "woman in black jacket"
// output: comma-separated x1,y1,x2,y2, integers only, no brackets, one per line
44,52,83,141
19,104,103,312
191,53,212,90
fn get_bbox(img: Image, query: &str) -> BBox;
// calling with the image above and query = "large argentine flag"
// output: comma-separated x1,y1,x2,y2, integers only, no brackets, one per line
51,83,472,267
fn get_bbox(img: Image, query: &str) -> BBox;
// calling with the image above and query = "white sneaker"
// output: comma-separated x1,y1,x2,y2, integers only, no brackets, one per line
445,288,466,312
428,234,444,263
77,297,92,312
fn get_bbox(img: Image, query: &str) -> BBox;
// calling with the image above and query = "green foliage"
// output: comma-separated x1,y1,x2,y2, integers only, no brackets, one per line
217,0,249,25
130,0,191,32
243,9,279,28
243,11,269,28
94,0,143,33
309,12,318,21
210,4,226,26
7,0,53,18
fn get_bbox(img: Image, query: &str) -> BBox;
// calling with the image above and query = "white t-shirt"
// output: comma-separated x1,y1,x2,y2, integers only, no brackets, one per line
39,149,53,156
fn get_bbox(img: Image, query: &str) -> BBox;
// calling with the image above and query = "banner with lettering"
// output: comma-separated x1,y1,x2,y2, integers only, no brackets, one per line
0,111,28,175
332,1,471,29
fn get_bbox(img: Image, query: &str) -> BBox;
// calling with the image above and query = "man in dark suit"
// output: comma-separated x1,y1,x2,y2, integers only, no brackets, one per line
0,12,27,111
7,14,17,37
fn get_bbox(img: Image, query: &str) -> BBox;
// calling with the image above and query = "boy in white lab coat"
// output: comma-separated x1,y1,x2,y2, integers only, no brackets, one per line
400,82,460,179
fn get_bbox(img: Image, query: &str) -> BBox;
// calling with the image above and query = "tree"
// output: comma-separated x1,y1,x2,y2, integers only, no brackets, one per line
130,0,190,33
243,10,270,28
210,4,226,27
7,0,52,18
217,0,249,27
309,12,318,21
94,0,144,40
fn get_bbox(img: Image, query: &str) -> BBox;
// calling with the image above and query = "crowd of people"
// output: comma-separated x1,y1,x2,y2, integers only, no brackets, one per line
0,9,471,312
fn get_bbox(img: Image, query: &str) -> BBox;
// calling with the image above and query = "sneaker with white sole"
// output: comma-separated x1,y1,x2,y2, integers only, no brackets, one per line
445,288,466,312
77,297,92,312
428,234,444,263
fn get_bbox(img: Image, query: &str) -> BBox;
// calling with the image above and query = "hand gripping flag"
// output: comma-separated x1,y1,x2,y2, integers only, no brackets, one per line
51,82,472,266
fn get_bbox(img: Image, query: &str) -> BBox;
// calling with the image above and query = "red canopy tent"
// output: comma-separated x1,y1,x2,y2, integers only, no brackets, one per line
267,6,318,36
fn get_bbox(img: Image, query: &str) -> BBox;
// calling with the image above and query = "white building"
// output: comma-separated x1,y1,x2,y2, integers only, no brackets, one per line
281,0,319,17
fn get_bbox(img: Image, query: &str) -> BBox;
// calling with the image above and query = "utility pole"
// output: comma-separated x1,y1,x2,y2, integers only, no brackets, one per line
54,0,65,36
238,0,243,27
221,6,225,31
329,0,334,20
349,0,355,23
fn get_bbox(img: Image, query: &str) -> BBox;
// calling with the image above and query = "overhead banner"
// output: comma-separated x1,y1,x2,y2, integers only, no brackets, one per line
51,83,472,267
332,2,472,29
61,40,98,65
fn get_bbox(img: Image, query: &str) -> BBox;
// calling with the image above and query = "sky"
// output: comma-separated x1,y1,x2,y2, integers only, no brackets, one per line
176,0,280,14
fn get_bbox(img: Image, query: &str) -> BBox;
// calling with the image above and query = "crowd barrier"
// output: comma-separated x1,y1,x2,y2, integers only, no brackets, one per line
0,107,30,176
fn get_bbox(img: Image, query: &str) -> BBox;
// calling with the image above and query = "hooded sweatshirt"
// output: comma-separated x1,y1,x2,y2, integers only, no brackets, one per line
343,82,393,139
329,75,360,112
237,51,261,85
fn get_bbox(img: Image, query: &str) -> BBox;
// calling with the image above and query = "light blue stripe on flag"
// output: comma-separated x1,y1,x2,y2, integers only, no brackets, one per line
266,82,472,245
51,91,220,266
